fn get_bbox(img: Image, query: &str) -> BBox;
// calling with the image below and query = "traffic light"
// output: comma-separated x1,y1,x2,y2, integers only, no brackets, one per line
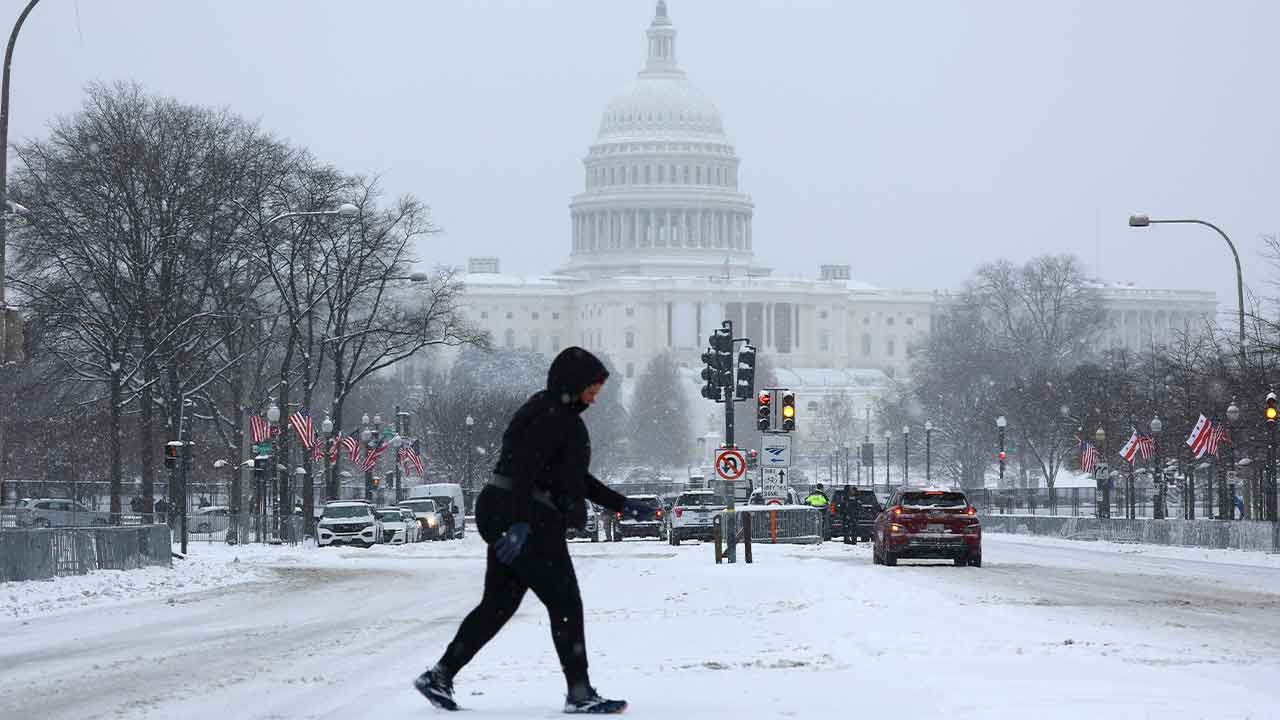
781,391,796,432
998,450,1007,463
746,449,759,470
735,344,756,401
1267,392,1278,424
757,391,772,431
710,328,733,387
700,347,721,401
164,443,179,470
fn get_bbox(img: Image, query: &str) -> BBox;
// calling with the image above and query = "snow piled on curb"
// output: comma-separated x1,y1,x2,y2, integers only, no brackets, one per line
1,541,272,621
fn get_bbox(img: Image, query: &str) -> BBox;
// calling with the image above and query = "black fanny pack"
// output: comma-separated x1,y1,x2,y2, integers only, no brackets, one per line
487,474,559,512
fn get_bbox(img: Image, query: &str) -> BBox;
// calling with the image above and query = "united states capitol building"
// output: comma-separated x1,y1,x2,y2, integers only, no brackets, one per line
451,2,1215,439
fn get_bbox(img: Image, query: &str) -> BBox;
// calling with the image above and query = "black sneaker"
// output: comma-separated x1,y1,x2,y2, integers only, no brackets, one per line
414,667,459,711
564,687,627,714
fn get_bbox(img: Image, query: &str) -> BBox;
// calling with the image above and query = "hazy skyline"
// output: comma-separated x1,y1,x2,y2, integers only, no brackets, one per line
10,0,1280,318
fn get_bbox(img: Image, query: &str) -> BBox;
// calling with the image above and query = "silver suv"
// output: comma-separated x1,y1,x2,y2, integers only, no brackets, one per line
16,498,110,528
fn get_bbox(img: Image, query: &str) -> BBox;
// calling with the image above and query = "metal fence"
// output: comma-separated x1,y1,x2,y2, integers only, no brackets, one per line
965,485,1266,520
717,506,825,545
979,514,1280,553
0,525,172,582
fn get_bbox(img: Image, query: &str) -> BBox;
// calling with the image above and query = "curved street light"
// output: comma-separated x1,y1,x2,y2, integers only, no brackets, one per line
1129,214,1245,367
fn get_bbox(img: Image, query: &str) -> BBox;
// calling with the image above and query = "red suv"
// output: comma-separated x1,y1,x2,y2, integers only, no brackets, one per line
873,488,981,567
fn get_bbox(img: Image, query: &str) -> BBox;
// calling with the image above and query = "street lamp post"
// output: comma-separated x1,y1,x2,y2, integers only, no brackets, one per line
1151,415,1164,520
465,415,475,500
1094,426,1109,519
1226,400,1240,520
266,400,281,539
883,430,891,493
924,420,933,483
902,425,910,484
996,416,1007,511
1129,215,1246,369
321,415,334,504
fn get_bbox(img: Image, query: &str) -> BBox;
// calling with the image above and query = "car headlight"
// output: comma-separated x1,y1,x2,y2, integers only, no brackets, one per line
426,517,438,526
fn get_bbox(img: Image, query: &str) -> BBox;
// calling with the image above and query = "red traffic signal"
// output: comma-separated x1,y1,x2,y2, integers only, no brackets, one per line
998,451,1007,462
164,443,179,470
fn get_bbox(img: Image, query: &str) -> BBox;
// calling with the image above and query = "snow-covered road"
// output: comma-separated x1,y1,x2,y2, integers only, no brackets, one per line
2,533,1279,720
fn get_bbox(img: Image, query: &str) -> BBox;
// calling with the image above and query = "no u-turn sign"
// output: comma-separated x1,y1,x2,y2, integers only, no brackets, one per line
715,448,747,481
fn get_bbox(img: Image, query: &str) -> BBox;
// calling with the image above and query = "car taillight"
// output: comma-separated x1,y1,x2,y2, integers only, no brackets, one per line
889,523,905,533
674,507,683,518
965,506,977,516
615,512,622,519
656,509,663,519
891,506,903,518
828,504,836,514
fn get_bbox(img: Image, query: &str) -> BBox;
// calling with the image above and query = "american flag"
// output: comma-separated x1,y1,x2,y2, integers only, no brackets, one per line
1079,439,1100,473
290,409,316,449
399,443,424,476
1205,422,1231,457
328,436,341,462
311,441,325,461
362,438,388,472
342,433,361,463
249,414,271,444
1134,433,1155,461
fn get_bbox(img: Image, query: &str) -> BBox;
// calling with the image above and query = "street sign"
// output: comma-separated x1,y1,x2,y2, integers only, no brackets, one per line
254,441,273,455
715,448,747,481
761,435,792,468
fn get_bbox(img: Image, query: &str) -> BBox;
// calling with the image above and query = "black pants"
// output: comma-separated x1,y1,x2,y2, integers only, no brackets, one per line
437,486,590,691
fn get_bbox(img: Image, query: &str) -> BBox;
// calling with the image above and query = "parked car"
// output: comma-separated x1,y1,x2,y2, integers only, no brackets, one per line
566,503,600,542
667,490,727,545
398,499,444,541
316,501,382,548
376,507,413,545
610,494,664,541
407,483,465,539
832,488,882,542
873,488,981,567
15,498,110,528
190,505,231,534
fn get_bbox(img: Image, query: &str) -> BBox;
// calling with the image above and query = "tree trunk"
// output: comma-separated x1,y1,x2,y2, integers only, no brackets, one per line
109,367,123,522
138,366,157,524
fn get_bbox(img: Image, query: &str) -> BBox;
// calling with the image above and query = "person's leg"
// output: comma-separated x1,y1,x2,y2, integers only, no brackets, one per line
436,544,529,676
524,536,591,695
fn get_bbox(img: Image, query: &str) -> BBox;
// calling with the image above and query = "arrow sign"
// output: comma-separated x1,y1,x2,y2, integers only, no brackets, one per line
715,448,747,481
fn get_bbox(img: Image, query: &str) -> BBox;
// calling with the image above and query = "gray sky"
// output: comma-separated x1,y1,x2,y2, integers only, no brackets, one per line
10,0,1280,312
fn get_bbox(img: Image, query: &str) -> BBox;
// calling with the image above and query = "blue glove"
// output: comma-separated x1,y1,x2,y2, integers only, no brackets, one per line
494,522,531,565
621,500,648,520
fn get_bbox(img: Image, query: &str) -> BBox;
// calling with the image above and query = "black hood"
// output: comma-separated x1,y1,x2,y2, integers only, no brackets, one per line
546,347,609,410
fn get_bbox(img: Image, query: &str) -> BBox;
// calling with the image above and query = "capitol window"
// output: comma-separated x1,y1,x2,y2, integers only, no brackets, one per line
530,334,540,352
645,165,651,183
504,329,515,349
905,317,914,326
818,310,828,320
506,311,513,320
532,311,540,320
551,335,561,352
480,311,488,320
819,331,830,352
625,331,635,349
862,317,869,325
626,362,634,378
625,307,634,317
862,334,872,355
887,339,896,356
552,312,560,320
886,316,895,326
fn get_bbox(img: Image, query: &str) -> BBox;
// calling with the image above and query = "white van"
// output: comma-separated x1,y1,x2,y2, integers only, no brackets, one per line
408,483,465,539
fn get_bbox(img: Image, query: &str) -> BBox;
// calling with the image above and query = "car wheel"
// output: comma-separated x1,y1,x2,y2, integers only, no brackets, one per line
590,529,599,543
883,549,897,566
872,543,882,564
671,531,681,546
970,553,982,568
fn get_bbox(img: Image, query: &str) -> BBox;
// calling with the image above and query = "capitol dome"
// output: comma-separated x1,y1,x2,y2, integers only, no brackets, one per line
563,1,760,280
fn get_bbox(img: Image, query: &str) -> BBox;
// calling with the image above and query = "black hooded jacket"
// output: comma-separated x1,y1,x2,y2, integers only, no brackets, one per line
489,347,627,529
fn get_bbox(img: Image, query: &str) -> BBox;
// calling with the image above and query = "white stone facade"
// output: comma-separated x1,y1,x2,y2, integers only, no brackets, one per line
453,2,1216,388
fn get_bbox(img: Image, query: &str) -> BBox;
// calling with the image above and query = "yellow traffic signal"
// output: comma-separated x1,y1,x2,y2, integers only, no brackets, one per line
1267,392,1278,423
781,391,796,432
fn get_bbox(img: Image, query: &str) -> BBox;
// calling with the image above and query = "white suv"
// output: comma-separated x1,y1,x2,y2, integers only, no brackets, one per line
667,490,727,545
317,502,381,548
